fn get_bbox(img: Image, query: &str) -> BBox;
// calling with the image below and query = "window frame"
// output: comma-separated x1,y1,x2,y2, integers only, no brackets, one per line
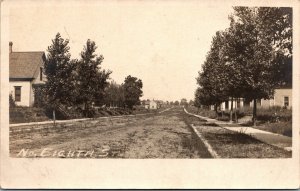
284,96,289,107
14,86,21,102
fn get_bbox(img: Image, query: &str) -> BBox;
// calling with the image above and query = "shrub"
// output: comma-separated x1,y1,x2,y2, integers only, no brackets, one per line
9,94,16,108
189,106,292,124
10,107,49,124
32,84,47,108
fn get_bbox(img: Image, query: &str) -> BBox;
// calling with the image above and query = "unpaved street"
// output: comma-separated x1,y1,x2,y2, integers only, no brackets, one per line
10,107,212,158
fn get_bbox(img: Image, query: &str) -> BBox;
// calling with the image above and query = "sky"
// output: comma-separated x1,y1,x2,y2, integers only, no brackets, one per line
9,1,233,102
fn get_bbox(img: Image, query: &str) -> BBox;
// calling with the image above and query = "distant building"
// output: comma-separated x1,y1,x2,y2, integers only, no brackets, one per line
145,100,158,109
219,98,244,111
9,42,46,107
217,87,292,111
255,87,292,109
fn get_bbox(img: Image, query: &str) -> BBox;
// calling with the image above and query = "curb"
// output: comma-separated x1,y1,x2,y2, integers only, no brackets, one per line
183,108,216,122
190,124,220,158
184,108,292,152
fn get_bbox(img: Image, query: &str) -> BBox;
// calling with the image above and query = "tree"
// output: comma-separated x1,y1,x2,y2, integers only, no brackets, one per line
104,81,125,108
219,29,248,122
224,7,292,125
180,98,188,107
44,33,76,120
196,31,229,116
123,75,143,109
257,7,292,87
193,89,201,108
32,84,47,108
9,94,16,108
196,7,292,125
76,39,111,116
194,87,213,109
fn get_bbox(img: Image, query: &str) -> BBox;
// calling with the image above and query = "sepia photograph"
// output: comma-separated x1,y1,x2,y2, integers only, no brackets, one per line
1,0,299,189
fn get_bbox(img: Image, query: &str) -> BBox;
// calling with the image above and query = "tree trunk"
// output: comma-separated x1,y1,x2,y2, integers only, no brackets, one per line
253,99,257,126
234,105,238,123
84,102,88,117
53,109,56,127
230,97,233,122
214,104,218,119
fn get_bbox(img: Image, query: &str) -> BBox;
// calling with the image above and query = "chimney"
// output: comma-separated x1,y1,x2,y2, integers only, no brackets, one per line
9,42,13,53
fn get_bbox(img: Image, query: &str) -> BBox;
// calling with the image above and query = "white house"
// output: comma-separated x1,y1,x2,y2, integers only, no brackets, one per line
217,87,292,111
219,98,244,111
9,42,46,107
145,100,158,110
250,88,292,109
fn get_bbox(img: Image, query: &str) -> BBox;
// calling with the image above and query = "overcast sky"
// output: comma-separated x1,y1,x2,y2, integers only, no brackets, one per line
9,1,233,102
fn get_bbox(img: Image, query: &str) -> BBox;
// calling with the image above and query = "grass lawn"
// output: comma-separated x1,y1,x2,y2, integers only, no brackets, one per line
183,114,292,158
185,106,217,119
186,106,292,137
252,121,292,137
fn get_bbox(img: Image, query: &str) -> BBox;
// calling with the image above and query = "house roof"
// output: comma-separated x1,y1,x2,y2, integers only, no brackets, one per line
9,52,45,80
144,100,158,105
276,83,292,89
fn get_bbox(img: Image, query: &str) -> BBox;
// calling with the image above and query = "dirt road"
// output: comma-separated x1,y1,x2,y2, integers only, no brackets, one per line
10,107,212,158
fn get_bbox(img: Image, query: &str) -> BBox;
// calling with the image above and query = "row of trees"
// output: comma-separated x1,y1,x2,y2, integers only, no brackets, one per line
43,33,143,118
103,76,143,109
195,7,292,125
137,99,193,107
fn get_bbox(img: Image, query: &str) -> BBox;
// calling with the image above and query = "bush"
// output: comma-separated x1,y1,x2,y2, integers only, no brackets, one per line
83,108,96,118
9,94,16,108
187,106,217,119
188,106,292,124
43,105,85,120
257,107,292,122
219,106,292,124
10,107,49,124
32,84,47,108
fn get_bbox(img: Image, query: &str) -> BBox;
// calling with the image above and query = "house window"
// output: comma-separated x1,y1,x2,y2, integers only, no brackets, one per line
14,86,21,102
40,67,43,81
284,96,289,107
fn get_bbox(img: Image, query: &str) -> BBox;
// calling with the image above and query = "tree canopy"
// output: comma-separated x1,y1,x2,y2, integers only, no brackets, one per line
44,33,76,108
123,75,143,109
103,80,125,108
75,39,111,113
44,34,113,118
195,7,292,125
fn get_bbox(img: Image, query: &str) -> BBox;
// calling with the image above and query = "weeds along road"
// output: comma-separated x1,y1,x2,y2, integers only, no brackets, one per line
10,107,212,158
